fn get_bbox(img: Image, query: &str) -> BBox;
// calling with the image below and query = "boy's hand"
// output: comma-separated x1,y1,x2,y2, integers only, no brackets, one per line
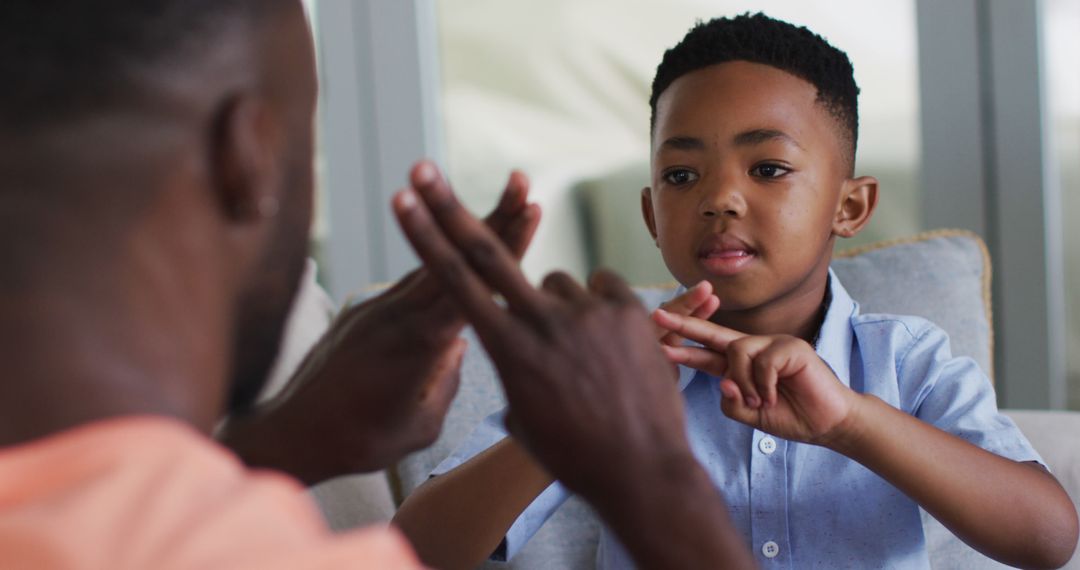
651,281,720,381
653,309,859,445
654,281,720,346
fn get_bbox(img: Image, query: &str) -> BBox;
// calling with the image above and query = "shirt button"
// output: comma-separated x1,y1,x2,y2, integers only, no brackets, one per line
762,540,780,558
758,436,777,455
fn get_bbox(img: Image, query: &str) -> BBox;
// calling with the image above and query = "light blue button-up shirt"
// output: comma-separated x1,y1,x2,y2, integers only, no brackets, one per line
431,271,1043,569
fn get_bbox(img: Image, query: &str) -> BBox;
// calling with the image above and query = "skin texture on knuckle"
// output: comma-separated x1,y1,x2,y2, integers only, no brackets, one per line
428,254,471,293
460,236,505,273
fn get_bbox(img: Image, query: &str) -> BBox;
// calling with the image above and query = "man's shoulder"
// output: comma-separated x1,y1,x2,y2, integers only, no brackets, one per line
0,416,421,569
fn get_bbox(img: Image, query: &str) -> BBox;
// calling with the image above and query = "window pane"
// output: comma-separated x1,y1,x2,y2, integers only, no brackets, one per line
1042,0,1080,409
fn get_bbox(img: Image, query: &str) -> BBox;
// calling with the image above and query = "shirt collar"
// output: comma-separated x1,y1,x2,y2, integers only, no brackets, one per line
671,269,859,392
816,269,858,387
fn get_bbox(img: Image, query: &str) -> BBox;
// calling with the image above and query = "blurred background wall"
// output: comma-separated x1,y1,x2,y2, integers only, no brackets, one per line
303,0,1077,410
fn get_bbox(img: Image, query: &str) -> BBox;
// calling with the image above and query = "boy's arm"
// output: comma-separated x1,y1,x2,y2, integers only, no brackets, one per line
392,437,554,570
656,310,1079,569
831,395,1077,569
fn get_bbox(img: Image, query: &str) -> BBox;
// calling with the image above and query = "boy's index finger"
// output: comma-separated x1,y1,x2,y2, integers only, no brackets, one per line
652,308,745,350
658,281,713,317
409,161,547,319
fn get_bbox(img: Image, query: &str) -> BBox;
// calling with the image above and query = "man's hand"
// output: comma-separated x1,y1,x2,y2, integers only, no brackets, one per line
220,170,540,485
653,308,858,445
391,160,756,569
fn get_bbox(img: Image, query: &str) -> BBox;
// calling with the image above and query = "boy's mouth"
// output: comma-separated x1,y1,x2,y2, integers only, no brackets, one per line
697,234,757,276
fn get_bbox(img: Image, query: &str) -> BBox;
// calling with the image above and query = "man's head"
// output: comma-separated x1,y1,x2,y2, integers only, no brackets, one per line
0,0,317,422
641,13,877,326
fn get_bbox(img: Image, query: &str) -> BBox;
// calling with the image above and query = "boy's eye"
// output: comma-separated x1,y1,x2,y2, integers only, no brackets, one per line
662,169,698,185
750,163,791,179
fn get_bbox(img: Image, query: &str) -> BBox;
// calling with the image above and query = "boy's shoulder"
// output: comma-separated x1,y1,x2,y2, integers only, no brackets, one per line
849,310,940,343
633,283,682,312
844,309,972,382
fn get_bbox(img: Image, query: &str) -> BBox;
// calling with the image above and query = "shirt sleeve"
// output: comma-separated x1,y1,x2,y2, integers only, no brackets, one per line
900,323,1045,466
429,407,573,561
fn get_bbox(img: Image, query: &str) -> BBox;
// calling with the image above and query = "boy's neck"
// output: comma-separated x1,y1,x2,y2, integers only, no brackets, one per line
710,277,831,344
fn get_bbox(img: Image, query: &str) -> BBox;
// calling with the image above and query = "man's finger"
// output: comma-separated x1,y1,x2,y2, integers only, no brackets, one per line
542,272,590,305
500,203,541,259
652,308,745,350
409,161,546,318
482,170,529,238
418,337,467,413
587,269,641,308
392,188,519,345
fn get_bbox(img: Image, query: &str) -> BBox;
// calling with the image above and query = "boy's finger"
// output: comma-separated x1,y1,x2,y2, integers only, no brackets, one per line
725,343,762,409
718,380,758,426
658,281,711,316
393,188,521,347
655,282,713,342
659,294,722,345
691,295,721,320
660,345,728,377
752,354,780,408
652,308,744,350
408,161,547,319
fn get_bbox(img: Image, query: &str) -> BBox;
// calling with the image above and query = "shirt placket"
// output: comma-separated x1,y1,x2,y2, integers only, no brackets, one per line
749,429,791,568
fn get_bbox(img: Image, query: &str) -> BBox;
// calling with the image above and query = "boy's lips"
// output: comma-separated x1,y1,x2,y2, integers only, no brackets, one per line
697,234,757,276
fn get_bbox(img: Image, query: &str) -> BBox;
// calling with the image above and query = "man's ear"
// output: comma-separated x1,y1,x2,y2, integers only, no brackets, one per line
833,176,878,238
641,187,659,246
212,94,284,223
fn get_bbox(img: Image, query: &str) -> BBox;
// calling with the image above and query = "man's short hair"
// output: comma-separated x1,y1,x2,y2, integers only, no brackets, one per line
650,13,860,167
0,0,289,133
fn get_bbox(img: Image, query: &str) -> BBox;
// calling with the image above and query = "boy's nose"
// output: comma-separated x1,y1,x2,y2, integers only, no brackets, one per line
698,182,747,219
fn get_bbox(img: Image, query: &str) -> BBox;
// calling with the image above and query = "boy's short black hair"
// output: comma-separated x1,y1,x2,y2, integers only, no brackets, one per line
650,13,860,169
0,0,290,132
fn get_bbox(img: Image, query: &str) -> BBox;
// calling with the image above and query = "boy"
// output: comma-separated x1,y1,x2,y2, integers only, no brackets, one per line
393,13,1078,569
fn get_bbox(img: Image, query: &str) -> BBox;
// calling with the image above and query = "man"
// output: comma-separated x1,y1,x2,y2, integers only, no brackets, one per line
0,1,751,568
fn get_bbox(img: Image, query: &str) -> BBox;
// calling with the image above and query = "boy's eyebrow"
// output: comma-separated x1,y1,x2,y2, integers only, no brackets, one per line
658,136,706,151
732,129,804,150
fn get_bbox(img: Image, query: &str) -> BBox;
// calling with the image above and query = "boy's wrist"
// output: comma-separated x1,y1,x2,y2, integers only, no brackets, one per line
817,391,876,455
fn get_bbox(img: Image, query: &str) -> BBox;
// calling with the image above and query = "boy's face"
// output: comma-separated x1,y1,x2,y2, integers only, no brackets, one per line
643,61,869,316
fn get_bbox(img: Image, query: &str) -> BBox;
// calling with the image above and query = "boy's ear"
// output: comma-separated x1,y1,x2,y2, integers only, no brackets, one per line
640,187,659,246
832,176,878,238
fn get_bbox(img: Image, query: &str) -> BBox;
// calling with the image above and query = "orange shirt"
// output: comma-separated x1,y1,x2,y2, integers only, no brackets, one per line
0,417,422,569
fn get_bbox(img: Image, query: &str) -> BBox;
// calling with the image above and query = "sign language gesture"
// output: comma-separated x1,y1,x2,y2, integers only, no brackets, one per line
653,309,858,446
391,160,756,570
222,170,540,484
392,163,688,497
